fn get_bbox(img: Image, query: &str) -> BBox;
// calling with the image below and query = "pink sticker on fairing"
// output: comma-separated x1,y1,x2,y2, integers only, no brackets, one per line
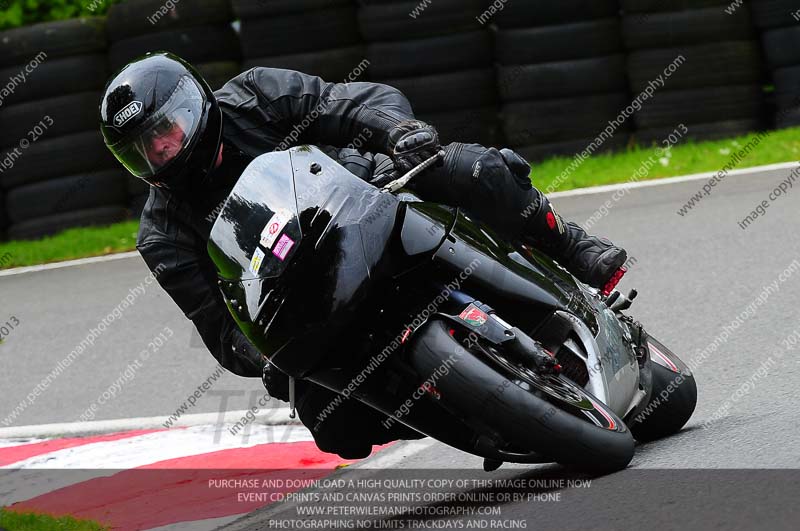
272,234,295,261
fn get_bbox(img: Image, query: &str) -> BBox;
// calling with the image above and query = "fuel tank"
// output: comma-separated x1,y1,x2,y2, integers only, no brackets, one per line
421,208,600,333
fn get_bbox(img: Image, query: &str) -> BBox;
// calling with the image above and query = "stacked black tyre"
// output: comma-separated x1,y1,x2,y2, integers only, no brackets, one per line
0,18,129,241
751,0,800,128
621,0,766,145
236,0,363,83
358,0,499,146
106,0,240,88
495,0,629,162
106,0,241,215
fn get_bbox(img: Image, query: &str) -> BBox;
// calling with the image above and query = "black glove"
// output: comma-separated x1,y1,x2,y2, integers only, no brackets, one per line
388,120,442,174
499,148,533,190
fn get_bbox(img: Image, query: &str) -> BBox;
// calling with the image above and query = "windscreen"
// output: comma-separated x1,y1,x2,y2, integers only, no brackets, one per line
208,153,302,282
207,147,402,367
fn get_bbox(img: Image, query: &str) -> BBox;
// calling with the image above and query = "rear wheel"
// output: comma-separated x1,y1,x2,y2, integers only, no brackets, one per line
407,319,635,472
628,336,698,442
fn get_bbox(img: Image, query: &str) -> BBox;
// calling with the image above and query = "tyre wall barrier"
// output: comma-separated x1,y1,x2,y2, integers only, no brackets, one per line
752,0,800,128
0,17,128,241
495,0,630,162
621,0,766,146
0,0,795,241
358,0,500,146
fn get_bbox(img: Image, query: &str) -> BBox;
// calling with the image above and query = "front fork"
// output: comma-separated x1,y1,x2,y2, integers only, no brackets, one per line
413,297,560,375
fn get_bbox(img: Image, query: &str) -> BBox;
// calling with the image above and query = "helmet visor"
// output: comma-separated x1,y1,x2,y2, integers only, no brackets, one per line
109,76,205,180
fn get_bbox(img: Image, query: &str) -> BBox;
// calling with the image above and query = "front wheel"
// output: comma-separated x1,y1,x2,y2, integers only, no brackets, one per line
406,319,635,472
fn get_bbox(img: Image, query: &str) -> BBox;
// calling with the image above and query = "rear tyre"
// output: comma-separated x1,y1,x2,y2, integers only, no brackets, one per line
628,337,698,442
407,320,635,472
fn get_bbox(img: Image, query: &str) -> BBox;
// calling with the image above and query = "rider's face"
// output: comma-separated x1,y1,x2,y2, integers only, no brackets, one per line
144,120,186,168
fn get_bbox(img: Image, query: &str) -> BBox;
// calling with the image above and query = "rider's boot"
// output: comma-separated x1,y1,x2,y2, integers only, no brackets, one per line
404,143,627,293
522,187,627,294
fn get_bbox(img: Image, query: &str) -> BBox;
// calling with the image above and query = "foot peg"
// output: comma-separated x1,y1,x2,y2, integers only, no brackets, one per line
608,289,638,313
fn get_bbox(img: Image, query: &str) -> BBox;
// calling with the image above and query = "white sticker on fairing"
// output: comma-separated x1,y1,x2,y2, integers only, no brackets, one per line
249,248,266,275
260,209,292,249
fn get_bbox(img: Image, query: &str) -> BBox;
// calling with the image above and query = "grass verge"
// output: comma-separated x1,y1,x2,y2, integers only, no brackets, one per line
0,508,109,531
0,220,139,269
530,126,800,192
1,126,798,269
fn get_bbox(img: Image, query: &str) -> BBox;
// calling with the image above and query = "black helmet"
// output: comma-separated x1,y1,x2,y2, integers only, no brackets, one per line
99,52,222,191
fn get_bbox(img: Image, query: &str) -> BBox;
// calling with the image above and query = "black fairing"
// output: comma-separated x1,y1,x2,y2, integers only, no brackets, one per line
208,146,601,379
425,210,599,336
208,147,401,377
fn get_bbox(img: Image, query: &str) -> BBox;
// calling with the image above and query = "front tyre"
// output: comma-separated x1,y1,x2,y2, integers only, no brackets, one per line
407,319,635,472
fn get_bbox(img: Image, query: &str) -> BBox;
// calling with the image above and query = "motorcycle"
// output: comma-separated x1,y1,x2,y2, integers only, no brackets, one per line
207,146,697,472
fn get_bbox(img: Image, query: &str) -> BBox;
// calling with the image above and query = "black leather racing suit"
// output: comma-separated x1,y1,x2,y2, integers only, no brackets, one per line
136,68,548,458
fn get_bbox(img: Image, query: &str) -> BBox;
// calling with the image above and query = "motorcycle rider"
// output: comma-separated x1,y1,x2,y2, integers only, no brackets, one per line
99,52,627,458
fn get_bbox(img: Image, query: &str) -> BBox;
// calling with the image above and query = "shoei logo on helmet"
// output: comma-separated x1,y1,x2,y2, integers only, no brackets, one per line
114,101,143,127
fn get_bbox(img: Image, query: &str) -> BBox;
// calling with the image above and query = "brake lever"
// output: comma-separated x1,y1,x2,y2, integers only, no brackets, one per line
381,150,446,193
